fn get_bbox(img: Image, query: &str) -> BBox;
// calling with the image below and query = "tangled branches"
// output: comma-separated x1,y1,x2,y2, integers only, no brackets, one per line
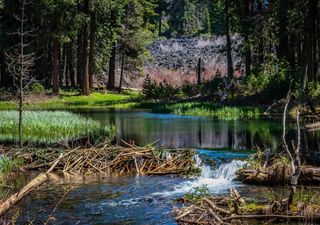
20,141,196,176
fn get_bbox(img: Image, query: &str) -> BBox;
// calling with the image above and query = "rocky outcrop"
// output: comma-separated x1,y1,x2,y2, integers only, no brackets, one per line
146,36,243,76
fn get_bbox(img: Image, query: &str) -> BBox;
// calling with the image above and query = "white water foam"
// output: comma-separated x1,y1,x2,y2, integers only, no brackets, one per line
154,155,247,196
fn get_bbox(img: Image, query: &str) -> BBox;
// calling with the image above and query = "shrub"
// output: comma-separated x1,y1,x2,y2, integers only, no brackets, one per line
246,59,289,100
142,75,179,100
142,74,157,99
29,83,45,94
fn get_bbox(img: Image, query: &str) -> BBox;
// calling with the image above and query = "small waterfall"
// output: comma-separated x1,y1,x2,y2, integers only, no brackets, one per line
194,154,246,180
153,154,247,197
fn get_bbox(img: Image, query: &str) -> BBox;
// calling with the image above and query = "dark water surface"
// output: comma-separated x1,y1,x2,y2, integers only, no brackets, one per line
82,110,320,151
12,110,320,224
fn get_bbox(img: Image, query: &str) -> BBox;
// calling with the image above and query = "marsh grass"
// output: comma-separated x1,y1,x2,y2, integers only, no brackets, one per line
0,111,103,144
0,91,141,110
152,102,262,120
0,156,24,184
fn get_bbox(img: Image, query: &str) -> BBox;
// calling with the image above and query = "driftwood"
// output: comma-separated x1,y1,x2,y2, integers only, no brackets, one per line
0,154,64,217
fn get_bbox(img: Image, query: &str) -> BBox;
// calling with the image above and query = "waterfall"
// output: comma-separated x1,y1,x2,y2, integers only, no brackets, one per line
194,154,246,180
153,154,247,197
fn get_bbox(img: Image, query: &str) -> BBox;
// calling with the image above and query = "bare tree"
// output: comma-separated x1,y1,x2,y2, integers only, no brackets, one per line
282,85,302,210
6,0,36,147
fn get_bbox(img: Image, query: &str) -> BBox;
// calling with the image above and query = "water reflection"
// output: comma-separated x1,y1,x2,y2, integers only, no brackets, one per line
82,111,320,151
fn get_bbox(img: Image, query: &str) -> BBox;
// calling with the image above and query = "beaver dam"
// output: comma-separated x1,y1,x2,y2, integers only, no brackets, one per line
20,141,196,176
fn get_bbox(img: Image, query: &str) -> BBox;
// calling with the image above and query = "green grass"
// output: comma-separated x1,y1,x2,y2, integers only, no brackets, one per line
0,156,24,184
152,102,262,120
0,90,264,119
0,91,141,110
0,110,105,144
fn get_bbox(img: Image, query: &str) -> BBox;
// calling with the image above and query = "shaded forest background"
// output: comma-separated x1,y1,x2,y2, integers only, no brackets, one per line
0,0,319,103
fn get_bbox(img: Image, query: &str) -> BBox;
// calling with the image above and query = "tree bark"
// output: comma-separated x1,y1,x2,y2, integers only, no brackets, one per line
197,57,201,85
118,51,125,93
82,0,90,96
77,31,83,88
107,43,116,90
89,10,97,90
68,42,76,87
52,38,60,94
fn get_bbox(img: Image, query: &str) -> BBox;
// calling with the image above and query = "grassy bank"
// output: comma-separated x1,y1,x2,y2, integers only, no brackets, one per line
0,110,108,144
0,91,141,110
0,90,268,119
151,102,263,120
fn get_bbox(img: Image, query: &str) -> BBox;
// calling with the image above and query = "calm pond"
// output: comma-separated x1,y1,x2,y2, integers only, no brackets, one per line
13,110,320,224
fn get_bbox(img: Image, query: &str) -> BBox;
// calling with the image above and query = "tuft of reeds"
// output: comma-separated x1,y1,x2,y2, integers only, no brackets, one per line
0,111,103,144
152,102,262,120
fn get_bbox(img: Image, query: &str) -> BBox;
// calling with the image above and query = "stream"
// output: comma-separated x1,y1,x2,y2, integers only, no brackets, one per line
10,110,320,224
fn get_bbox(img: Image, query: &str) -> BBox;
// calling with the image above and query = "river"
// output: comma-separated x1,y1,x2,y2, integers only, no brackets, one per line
11,110,320,224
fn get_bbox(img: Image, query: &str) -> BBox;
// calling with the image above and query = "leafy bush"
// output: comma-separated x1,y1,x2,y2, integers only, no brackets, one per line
142,75,179,100
297,81,320,103
0,88,11,100
29,83,45,94
247,59,289,100
0,156,24,183
181,78,224,97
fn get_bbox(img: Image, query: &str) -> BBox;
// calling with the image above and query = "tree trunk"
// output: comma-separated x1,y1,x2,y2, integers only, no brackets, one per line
118,51,125,93
89,10,97,90
82,0,90,96
197,57,201,85
68,42,76,87
52,39,60,94
62,44,68,87
158,10,162,36
107,43,116,90
225,0,233,79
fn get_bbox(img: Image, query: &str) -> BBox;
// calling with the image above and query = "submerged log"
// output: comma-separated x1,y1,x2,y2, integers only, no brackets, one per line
237,165,320,185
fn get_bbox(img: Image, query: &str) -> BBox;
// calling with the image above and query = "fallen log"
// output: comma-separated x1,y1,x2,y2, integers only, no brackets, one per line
237,165,320,185
0,154,63,216
224,214,306,221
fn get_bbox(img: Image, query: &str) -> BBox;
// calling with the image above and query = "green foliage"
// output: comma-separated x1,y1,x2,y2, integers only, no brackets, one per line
294,188,319,205
0,110,107,144
181,78,224,97
240,203,265,214
246,59,289,100
28,83,45,94
153,102,262,120
0,156,24,183
142,76,179,100
267,189,287,203
183,185,210,202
